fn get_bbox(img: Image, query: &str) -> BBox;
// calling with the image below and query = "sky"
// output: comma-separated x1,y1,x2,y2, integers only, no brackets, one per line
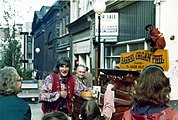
0,0,57,24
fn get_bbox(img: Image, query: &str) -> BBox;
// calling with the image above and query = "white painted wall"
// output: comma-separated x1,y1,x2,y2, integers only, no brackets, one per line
70,0,94,23
155,0,178,100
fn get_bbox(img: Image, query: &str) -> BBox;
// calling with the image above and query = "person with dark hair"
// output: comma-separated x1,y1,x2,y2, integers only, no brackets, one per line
80,84,115,120
122,65,178,120
145,24,166,53
0,67,31,120
35,69,43,80
41,111,70,120
81,100,103,120
39,57,88,115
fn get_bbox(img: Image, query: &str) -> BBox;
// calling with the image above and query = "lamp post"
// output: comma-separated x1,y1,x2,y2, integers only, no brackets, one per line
20,32,29,71
35,47,40,70
93,0,106,84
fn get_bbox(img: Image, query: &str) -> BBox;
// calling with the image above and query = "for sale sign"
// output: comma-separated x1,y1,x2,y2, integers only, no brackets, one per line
95,12,118,36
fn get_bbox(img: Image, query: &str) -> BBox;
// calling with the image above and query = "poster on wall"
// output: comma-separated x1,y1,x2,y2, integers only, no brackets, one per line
120,49,169,71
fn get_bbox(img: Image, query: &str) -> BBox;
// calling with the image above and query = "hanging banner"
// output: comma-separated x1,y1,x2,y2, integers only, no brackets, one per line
120,49,169,71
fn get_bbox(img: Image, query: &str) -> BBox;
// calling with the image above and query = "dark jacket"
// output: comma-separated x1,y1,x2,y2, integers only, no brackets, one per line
0,95,31,120
75,75,92,87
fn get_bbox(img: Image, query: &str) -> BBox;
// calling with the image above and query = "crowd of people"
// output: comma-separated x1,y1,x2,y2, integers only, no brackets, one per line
1,56,178,120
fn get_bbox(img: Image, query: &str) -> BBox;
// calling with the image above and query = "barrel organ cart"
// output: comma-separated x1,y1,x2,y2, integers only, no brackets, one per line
72,69,140,120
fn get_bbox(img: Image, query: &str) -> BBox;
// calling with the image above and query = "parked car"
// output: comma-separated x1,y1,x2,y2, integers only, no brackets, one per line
18,79,39,102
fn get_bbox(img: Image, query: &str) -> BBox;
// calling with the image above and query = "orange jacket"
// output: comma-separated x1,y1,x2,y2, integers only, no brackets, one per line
122,107,178,120
150,28,166,49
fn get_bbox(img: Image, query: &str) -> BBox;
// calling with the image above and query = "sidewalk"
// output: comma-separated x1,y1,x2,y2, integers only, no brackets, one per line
29,103,43,120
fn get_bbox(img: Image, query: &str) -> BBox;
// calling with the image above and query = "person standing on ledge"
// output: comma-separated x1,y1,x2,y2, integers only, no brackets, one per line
145,24,166,53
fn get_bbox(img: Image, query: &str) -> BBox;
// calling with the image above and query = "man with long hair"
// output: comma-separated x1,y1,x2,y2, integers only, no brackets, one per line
39,57,87,115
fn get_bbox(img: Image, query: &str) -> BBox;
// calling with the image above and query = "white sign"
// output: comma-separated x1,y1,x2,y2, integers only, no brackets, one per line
95,36,118,42
92,86,101,98
73,40,90,54
95,12,118,36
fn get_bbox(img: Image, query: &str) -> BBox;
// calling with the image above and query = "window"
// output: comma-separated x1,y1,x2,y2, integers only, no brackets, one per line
104,39,145,69
129,42,144,52
60,20,63,37
113,45,127,55
27,36,32,59
105,46,111,56
56,21,60,36
63,17,66,35
66,15,69,34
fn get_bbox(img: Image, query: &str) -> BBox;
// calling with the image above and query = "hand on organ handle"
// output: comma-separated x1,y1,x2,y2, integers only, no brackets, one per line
106,84,114,91
60,90,68,98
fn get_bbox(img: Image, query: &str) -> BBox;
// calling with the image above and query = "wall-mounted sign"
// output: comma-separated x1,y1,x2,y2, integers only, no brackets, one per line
73,40,90,54
120,49,169,71
95,36,118,42
95,12,118,36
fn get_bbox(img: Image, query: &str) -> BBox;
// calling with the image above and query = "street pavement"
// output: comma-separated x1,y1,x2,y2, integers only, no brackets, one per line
29,102,72,120
29,102,43,120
